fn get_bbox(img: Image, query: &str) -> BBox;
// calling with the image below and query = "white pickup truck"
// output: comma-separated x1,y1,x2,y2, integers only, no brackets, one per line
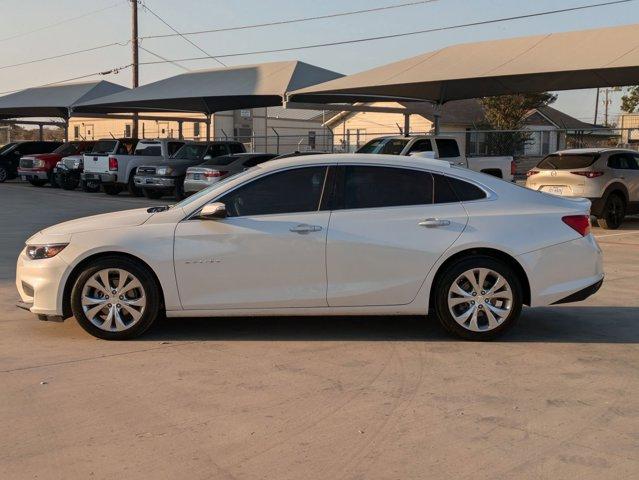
356,135,515,181
82,138,186,196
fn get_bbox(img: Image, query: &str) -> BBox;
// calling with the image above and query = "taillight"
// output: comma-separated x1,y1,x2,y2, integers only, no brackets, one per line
562,215,591,236
203,170,227,178
527,170,539,177
510,160,516,176
108,157,118,171
571,171,604,178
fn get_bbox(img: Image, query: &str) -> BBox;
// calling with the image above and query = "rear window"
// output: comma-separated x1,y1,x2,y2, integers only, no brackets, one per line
228,143,245,154
446,176,486,201
201,155,239,166
91,140,117,154
537,153,599,170
135,143,162,156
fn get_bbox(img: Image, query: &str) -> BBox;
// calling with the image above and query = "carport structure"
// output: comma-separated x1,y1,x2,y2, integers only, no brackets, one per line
74,61,343,141
0,80,128,140
287,23,639,134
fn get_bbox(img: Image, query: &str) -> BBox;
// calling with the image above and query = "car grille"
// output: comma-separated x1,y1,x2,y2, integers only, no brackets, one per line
138,166,156,175
19,158,34,169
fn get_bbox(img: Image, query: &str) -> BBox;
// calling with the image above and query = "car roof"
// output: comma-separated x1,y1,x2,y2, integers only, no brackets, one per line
554,148,638,155
254,153,452,172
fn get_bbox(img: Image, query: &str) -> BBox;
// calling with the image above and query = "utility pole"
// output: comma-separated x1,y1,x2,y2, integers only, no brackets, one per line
131,0,139,138
594,88,600,125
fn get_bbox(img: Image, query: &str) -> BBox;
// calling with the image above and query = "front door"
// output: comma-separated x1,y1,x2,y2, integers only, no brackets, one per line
174,165,331,310
326,166,468,307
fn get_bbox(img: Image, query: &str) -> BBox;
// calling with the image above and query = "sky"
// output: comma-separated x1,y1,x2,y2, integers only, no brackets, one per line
0,0,637,124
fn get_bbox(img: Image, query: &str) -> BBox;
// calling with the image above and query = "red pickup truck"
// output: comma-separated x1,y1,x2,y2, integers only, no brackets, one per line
18,141,96,187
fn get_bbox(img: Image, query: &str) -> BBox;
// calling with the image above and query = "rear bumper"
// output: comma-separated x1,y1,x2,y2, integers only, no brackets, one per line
517,234,604,307
82,172,117,184
134,175,176,189
552,278,603,304
184,178,220,192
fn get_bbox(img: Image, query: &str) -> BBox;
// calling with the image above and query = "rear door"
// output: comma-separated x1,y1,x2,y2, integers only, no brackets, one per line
325,165,468,307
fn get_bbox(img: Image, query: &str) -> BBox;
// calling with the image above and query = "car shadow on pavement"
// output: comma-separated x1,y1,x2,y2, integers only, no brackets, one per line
140,306,639,343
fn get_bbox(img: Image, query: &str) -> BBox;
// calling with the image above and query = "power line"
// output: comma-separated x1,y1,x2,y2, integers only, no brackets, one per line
0,1,126,43
139,1,226,66
140,0,441,40
138,0,637,66
0,41,129,71
0,64,132,95
139,45,191,72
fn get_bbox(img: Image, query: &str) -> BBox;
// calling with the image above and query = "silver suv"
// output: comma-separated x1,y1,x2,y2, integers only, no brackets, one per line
526,148,639,229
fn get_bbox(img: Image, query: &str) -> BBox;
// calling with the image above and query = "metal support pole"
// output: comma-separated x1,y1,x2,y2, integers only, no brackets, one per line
433,104,442,135
271,127,280,154
403,113,410,137
131,0,139,138
205,114,211,142
64,119,69,141
38,124,43,141
178,121,183,140
221,128,228,141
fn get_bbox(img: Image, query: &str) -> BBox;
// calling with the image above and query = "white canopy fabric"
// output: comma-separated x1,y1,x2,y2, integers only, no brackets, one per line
0,80,128,119
289,23,639,104
75,61,343,114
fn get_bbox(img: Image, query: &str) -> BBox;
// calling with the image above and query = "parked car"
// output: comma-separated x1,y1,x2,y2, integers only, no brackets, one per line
134,141,245,199
526,148,639,229
80,138,138,193
184,152,277,194
357,135,515,181
16,153,603,341
0,141,62,183
18,141,95,187
82,138,186,196
53,145,101,191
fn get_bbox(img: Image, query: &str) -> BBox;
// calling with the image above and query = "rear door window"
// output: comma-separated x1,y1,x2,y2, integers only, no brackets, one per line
609,153,638,170
446,176,486,201
228,143,245,154
336,166,433,210
407,139,433,154
206,144,230,158
435,139,460,158
380,139,409,155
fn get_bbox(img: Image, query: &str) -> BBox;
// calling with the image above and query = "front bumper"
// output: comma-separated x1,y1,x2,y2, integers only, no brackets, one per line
517,234,604,307
134,175,176,189
15,247,69,317
18,170,48,181
82,172,117,184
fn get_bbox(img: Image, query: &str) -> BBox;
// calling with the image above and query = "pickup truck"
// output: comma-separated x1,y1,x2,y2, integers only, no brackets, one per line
1,141,62,183
356,135,515,181
134,141,246,199
18,141,95,187
82,138,186,196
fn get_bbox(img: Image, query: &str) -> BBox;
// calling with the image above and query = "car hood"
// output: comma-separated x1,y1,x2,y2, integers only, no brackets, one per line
35,207,154,239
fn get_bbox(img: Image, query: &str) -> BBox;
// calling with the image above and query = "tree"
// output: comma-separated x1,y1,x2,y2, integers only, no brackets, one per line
478,92,557,155
621,86,639,113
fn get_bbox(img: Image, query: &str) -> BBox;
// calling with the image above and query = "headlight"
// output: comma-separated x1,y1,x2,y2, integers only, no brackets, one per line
156,166,174,176
34,159,46,168
25,243,68,260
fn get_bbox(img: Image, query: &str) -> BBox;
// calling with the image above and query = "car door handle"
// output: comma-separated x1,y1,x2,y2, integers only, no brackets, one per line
289,224,323,234
419,218,451,228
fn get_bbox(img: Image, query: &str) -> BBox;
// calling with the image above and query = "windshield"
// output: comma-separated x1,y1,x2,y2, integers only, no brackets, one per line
0,143,16,155
53,142,80,156
91,140,117,154
357,138,386,153
173,144,208,160
173,168,256,209
537,153,599,170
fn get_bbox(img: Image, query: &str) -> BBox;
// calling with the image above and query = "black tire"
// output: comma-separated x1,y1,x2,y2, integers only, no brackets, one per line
49,171,59,188
103,184,122,196
0,166,7,183
173,176,186,200
81,179,100,193
596,193,625,230
28,178,48,187
58,173,80,191
70,256,161,340
143,188,164,199
434,256,523,341
127,170,144,197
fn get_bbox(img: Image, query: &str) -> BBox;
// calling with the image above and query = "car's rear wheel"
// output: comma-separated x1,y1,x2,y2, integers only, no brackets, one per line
71,257,161,340
28,178,48,187
597,193,625,230
434,256,522,340
127,170,144,197
0,166,8,183
143,188,164,199
58,172,80,190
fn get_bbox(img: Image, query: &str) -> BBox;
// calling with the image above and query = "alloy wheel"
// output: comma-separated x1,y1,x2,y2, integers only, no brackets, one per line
447,268,513,332
0,167,7,182
81,268,146,332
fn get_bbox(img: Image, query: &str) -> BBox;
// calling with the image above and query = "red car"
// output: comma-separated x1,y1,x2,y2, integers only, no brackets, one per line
18,141,95,187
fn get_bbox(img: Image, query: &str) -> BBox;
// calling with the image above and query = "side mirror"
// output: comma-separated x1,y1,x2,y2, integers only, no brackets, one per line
203,155,213,161
199,202,227,220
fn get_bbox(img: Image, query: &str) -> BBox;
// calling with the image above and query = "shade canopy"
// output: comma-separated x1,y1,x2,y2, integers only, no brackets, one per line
75,61,343,114
0,80,128,119
289,23,639,105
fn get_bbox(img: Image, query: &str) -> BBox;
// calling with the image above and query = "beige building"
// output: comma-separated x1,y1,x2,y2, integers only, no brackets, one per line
619,113,639,146
68,107,333,154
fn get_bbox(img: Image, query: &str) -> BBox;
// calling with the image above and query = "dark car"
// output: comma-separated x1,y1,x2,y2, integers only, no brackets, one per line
0,141,62,183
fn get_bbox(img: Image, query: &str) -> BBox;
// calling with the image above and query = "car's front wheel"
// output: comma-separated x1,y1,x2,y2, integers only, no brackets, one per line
71,257,161,340
0,166,8,183
434,256,522,340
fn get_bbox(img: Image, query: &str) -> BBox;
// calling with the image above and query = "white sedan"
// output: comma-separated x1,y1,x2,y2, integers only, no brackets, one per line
16,154,603,341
